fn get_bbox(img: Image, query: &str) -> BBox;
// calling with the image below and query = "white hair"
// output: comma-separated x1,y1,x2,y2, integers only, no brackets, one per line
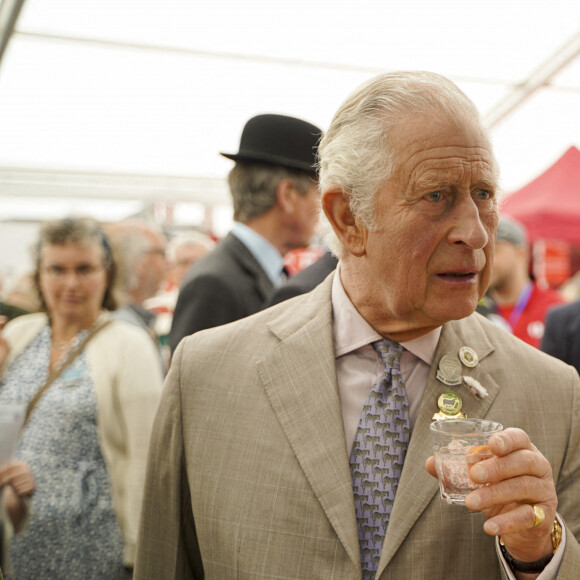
166,231,215,264
105,218,166,298
318,71,497,257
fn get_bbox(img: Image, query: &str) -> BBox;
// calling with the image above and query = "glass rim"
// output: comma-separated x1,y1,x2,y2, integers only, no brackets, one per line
429,418,503,435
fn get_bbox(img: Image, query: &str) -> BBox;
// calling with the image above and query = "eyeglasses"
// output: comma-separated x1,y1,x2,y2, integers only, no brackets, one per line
42,264,104,279
145,247,167,258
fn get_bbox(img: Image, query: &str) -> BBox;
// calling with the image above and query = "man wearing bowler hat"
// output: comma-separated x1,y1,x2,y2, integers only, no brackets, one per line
170,114,323,352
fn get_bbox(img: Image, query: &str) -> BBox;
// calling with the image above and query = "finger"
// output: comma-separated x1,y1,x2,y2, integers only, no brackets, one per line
488,428,535,457
0,467,19,485
11,480,35,496
465,474,556,512
425,456,437,478
484,503,533,536
0,315,8,330
483,503,554,539
469,448,552,485
6,470,35,495
0,462,22,479
0,462,34,488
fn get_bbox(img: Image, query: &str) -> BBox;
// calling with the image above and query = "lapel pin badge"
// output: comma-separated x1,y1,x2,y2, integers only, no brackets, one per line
436,353,463,386
432,391,467,421
458,346,478,368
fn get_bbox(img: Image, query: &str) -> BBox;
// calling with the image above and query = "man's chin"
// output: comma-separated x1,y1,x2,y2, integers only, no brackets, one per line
428,299,479,324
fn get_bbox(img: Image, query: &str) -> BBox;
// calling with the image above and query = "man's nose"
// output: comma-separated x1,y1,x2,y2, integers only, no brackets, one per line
448,196,490,250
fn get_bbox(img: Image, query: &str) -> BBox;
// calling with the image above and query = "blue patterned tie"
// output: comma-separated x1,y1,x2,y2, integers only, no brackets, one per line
349,338,410,579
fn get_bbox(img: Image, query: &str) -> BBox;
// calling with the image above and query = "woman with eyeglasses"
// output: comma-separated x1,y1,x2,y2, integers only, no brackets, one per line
0,217,163,578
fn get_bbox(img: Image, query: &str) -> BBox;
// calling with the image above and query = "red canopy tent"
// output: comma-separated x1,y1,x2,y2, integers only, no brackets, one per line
500,146,580,285
500,146,580,245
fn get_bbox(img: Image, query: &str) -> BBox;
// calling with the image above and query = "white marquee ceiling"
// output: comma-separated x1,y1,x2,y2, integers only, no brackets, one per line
0,0,579,224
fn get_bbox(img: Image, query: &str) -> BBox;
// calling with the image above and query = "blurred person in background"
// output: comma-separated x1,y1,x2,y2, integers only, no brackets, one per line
266,246,338,307
170,113,323,352
541,298,580,374
0,301,28,322
1,273,40,318
145,231,215,361
0,293,29,322
557,269,580,303
106,218,168,370
0,437,35,575
266,219,338,307
474,291,512,333
165,231,216,292
0,217,163,578
487,216,565,347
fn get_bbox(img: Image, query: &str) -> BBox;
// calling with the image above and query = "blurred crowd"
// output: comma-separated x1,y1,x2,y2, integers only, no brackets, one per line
0,112,328,579
4,213,579,372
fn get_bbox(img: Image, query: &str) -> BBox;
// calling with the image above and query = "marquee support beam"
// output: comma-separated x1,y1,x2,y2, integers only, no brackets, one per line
0,0,26,68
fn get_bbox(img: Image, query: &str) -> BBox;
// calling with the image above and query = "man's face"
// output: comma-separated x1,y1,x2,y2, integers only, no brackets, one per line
287,182,321,250
488,241,524,292
140,230,168,301
350,112,498,339
172,244,210,287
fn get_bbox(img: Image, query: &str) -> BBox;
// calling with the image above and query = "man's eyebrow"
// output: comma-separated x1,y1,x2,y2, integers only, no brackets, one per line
472,177,499,190
415,177,455,190
416,176,498,190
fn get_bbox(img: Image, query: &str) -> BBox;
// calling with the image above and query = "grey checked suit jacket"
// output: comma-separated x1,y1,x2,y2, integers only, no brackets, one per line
135,274,580,579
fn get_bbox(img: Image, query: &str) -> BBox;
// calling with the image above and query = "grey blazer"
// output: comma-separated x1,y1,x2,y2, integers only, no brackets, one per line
136,274,580,579
542,299,580,375
170,232,274,352
266,250,339,307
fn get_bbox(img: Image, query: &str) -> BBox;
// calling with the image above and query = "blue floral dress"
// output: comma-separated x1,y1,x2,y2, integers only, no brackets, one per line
0,325,126,579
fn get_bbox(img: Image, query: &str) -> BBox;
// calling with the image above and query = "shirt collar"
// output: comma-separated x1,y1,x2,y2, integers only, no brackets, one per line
331,262,441,366
231,222,285,286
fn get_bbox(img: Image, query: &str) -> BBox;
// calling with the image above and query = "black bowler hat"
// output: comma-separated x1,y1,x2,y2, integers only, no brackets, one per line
220,114,322,174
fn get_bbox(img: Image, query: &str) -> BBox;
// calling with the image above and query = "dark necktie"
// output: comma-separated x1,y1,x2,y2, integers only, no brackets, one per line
349,338,410,578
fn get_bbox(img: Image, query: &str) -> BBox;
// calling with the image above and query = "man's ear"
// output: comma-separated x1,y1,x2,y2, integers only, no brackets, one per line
276,178,298,214
322,189,367,256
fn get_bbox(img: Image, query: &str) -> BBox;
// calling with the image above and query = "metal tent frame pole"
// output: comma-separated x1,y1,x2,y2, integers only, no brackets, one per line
0,0,26,67
484,29,580,129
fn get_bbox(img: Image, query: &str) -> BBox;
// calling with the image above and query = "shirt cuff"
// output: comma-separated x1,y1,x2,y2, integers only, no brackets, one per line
496,513,566,579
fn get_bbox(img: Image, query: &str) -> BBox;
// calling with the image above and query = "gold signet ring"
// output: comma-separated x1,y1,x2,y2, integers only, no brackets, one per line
532,504,545,528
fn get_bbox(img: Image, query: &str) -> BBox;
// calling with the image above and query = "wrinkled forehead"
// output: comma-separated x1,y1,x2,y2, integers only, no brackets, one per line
389,112,498,187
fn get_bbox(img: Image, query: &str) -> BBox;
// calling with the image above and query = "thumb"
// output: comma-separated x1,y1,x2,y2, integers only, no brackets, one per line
425,456,438,478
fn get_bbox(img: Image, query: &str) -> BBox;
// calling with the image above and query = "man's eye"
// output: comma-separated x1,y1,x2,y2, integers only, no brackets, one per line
474,189,492,200
425,191,443,202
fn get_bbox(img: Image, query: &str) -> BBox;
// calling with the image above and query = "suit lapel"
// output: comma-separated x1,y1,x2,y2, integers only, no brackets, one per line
257,280,361,569
377,315,502,574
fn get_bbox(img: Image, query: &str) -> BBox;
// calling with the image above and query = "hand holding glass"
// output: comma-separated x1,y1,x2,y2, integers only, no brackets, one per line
430,418,503,505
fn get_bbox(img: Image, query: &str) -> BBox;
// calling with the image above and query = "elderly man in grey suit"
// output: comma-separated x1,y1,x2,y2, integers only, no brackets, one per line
135,72,580,579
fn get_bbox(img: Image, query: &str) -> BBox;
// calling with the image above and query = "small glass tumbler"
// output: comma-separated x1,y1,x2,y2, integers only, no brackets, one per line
430,418,503,505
